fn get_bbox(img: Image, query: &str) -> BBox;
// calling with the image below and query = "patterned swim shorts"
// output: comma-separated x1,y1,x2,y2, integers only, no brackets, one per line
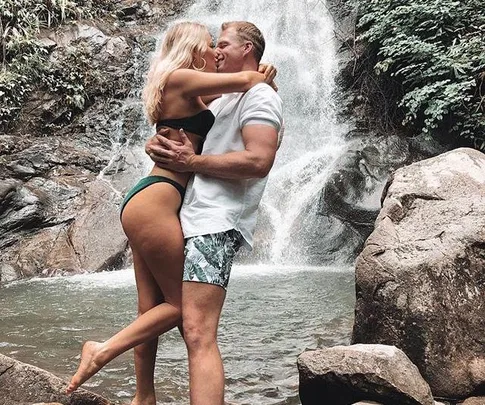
183,229,243,290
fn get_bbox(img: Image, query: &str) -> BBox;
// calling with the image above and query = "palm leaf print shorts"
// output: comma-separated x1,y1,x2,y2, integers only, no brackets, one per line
183,229,243,290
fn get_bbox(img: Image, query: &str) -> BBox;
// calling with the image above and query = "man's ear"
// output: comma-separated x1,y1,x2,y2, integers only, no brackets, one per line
242,41,254,57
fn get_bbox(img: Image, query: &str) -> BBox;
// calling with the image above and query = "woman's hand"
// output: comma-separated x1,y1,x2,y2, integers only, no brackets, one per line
258,63,278,92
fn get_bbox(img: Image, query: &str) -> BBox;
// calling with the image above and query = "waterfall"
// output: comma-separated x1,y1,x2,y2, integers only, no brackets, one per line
182,0,351,265
102,0,353,267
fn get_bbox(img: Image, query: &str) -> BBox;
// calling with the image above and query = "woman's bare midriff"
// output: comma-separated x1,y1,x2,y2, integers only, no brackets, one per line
148,127,203,188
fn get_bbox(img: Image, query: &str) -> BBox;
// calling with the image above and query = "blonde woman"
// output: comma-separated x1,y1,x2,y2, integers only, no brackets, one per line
66,21,273,403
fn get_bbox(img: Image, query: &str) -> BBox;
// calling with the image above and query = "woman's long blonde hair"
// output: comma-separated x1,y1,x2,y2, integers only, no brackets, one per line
143,22,210,125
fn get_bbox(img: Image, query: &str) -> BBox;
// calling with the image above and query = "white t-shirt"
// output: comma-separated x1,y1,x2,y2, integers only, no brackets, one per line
180,83,283,249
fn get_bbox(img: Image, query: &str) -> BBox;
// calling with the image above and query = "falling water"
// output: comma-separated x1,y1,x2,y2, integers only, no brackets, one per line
182,0,350,265
95,0,351,266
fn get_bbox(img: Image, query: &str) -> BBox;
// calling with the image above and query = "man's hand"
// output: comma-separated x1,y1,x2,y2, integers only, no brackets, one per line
258,63,278,92
145,128,196,172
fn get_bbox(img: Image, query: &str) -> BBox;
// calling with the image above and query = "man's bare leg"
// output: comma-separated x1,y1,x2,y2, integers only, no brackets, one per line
182,281,226,405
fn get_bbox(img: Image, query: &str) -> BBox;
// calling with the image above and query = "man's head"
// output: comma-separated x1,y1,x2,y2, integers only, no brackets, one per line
216,21,265,73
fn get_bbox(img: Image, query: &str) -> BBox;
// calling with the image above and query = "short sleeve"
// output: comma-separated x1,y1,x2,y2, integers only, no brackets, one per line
239,84,283,133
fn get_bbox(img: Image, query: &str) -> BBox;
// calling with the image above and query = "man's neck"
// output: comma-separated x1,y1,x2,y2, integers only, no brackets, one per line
239,60,259,72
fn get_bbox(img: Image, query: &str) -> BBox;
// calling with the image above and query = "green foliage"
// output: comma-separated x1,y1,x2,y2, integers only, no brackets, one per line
0,0,112,131
355,0,485,149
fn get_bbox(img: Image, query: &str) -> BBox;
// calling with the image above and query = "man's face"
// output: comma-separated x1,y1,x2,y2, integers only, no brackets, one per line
215,27,247,73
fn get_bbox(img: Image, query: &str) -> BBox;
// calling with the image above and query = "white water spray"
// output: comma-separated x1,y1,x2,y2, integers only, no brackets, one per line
183,0,350,265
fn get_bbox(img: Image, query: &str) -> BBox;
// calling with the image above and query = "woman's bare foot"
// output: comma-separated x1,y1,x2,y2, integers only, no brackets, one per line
66,341,107,394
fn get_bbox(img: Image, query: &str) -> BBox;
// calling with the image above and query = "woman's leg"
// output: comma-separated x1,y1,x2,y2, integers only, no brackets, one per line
67,183,185,395
131,248,163,405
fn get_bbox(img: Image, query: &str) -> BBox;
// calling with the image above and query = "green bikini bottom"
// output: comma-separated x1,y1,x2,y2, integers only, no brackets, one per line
120,175,186,216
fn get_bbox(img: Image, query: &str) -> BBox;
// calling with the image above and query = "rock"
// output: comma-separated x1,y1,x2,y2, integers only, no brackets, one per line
8,180,127,277
0,353,112,404
460,398,485,405
33,403,64,405
297,344,434,405
0,2,194,281
352,147,485,398
319,135,410,242
0,263,18,283
68,180,128,272
351,402,383,405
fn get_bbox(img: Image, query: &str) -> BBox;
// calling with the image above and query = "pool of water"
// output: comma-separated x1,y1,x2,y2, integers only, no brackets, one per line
0,265,355,404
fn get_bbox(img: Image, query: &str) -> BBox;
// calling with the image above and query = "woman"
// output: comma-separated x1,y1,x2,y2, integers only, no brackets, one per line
66,22,273,403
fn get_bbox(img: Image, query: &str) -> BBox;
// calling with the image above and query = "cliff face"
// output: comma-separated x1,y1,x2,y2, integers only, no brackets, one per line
0,0,192,281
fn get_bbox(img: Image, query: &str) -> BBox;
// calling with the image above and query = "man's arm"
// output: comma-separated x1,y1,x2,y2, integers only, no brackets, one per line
146,125,278,179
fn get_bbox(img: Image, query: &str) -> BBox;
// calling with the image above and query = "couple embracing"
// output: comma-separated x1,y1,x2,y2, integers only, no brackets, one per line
67,20,283,405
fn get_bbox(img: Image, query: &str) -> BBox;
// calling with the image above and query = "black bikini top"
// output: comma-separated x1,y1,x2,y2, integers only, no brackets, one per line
156,110,215,139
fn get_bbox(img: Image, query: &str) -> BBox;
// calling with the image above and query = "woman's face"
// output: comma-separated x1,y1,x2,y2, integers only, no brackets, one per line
201,32,217,73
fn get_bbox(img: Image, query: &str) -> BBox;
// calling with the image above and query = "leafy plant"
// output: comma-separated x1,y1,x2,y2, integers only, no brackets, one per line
0,0,114,131
350,0,485,150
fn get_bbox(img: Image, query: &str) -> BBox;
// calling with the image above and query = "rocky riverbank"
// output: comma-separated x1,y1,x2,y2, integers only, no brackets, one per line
298,147,485,404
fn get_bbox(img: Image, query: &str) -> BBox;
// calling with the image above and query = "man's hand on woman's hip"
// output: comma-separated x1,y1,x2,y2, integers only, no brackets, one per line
145,128,196,172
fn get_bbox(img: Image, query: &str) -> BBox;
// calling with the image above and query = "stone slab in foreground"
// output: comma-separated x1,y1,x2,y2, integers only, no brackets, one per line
297,344,434,405
0,354,112,405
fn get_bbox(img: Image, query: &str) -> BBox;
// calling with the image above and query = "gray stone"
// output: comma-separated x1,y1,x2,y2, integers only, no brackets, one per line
0,2,193,279
352,402,383,405
0,353,112,404
352,147,485,398
0,263,18,283
10,180,127,276
460,397,485,405
297,344,434,405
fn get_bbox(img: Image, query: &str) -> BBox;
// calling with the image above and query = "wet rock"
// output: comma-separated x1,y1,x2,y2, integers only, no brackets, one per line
5,179,127,278
352,147,485,398
351,402,383,405
0,353,112,404
460,397,485,405
0,263,18,283
116,0,142,20
0,1,194,281
318,134,411,252
68,180,128,272
0,182,43,238
298,344,434,405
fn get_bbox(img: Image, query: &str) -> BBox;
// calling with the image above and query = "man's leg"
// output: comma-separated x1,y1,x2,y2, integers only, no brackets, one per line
183,282,226,405
181,230,243,405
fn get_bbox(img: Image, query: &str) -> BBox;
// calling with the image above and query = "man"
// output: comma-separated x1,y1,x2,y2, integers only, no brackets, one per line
146,21,283,405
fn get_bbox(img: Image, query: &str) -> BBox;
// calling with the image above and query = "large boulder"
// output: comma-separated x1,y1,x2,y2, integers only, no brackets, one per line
0,353,112,404
297,344,434,405
352,147,485,398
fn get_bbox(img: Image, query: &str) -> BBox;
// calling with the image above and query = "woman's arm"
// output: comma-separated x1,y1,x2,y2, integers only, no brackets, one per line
201,94,222,105
168,69,267,97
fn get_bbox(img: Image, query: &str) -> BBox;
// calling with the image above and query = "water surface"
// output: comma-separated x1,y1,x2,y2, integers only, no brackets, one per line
0,265,354,404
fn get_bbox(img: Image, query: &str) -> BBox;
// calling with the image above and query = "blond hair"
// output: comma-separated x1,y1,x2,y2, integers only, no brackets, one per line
221,21,265,63
143,22,210,125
